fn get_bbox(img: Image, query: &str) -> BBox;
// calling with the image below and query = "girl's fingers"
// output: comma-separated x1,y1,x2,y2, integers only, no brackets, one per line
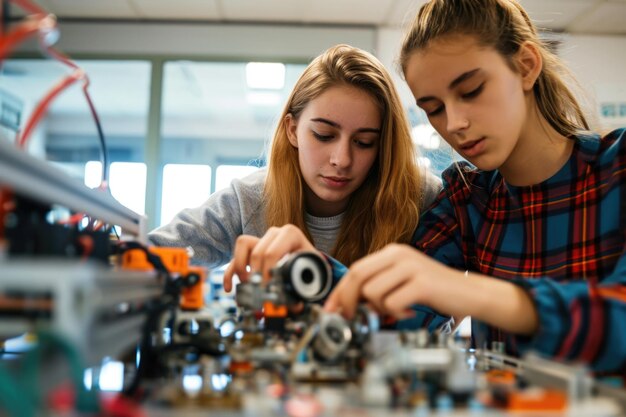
261,226,317,281
248,227,282,282
223,261,237,293
224,235,260,292
227,225,318,291
325,244,425,319
360,265,413,315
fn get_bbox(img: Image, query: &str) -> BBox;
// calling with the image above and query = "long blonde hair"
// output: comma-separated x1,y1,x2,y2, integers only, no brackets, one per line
265,44,423,266
399,0,589,138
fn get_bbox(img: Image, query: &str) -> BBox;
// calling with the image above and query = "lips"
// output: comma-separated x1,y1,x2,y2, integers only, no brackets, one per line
458,137,486,158
324,176,349,182
459,137,484,150
322,176,351,188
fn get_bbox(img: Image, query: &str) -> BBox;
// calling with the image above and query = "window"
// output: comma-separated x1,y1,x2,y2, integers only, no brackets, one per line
85,161,147,215
408,106,457,176
155,60,307,228
1,59,151,183
160,164,212,226
215,164,260,193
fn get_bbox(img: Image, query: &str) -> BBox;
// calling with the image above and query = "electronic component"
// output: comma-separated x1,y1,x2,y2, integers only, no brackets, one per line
273,251,333,303
311,313,352,362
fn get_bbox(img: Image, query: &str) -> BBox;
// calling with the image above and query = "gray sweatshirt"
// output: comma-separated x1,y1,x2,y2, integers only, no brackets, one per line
148,168,442,267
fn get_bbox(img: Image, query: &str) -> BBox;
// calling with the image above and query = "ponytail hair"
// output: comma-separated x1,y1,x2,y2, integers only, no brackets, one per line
399,0,589,138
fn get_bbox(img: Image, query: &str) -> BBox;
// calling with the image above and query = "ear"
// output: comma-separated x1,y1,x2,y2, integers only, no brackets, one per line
285,113,299,148
516,41,542,91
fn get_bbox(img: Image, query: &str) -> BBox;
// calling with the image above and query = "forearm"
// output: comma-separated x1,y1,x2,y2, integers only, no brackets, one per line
429,270,539,335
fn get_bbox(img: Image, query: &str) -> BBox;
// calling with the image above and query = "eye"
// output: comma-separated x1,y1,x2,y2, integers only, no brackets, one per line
354,139,376,149
312,131,333,141
426,106,444,117
462,83,484,99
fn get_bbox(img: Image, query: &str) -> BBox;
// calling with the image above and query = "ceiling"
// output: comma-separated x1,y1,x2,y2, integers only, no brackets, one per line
8,0,626,35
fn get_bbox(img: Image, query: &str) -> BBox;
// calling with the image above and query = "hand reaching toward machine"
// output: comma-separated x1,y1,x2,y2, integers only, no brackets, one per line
223,224,319,292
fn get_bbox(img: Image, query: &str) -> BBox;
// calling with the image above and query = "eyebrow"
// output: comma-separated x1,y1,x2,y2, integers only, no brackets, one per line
416,68,481,104
310,117,381,134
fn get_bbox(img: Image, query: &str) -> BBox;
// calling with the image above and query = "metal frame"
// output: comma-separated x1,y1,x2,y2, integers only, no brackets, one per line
0,260,162,364
0,139,146,240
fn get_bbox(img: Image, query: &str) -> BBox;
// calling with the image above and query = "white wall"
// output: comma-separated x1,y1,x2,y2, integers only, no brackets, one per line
560,35,626,94
560,34,626,129
376,28,414,108
374,28,626,130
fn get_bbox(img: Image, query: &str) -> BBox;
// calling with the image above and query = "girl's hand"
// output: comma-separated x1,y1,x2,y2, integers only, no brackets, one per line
223,224,318,292
324,243,539,335
324,243,464,320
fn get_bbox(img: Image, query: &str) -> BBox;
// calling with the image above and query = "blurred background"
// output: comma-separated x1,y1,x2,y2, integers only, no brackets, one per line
2,0,625,230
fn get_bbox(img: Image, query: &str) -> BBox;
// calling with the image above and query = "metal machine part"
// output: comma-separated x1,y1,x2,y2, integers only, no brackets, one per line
273,252,332,303
235,274,265,311
0,138,145,240
478,349,595,402
0,260,162,365
173,309,215,343
350,306,379,347
311,312,352,362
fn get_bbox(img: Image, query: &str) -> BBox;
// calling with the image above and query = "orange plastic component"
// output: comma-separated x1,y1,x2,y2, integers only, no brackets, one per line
229,360,253,374
121,246,189,275
263,301,287,318
180,266,205,310
486,369,516,386
505,388,567,411
121,246,206,310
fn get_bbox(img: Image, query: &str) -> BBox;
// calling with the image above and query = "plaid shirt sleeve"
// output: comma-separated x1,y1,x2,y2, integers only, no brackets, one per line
510,244,626,372
509,132,626,372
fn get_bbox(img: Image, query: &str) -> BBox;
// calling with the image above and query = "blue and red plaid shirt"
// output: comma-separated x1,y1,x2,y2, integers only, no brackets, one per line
409,128,626,372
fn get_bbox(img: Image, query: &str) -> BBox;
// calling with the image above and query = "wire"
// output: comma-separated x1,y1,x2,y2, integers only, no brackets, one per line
37,40,109,184
0,330,100,416
0,0,5,36
116,241,170,275
0,0,53,59
8,0,46,14
17,70,82,147
0,15,43,59
2,0,110,187
84,82,109,184
22,330,100,413
0,365,32,417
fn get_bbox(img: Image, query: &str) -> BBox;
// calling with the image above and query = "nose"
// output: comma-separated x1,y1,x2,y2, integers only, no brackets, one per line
446,103,470,136
330,137,352,168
